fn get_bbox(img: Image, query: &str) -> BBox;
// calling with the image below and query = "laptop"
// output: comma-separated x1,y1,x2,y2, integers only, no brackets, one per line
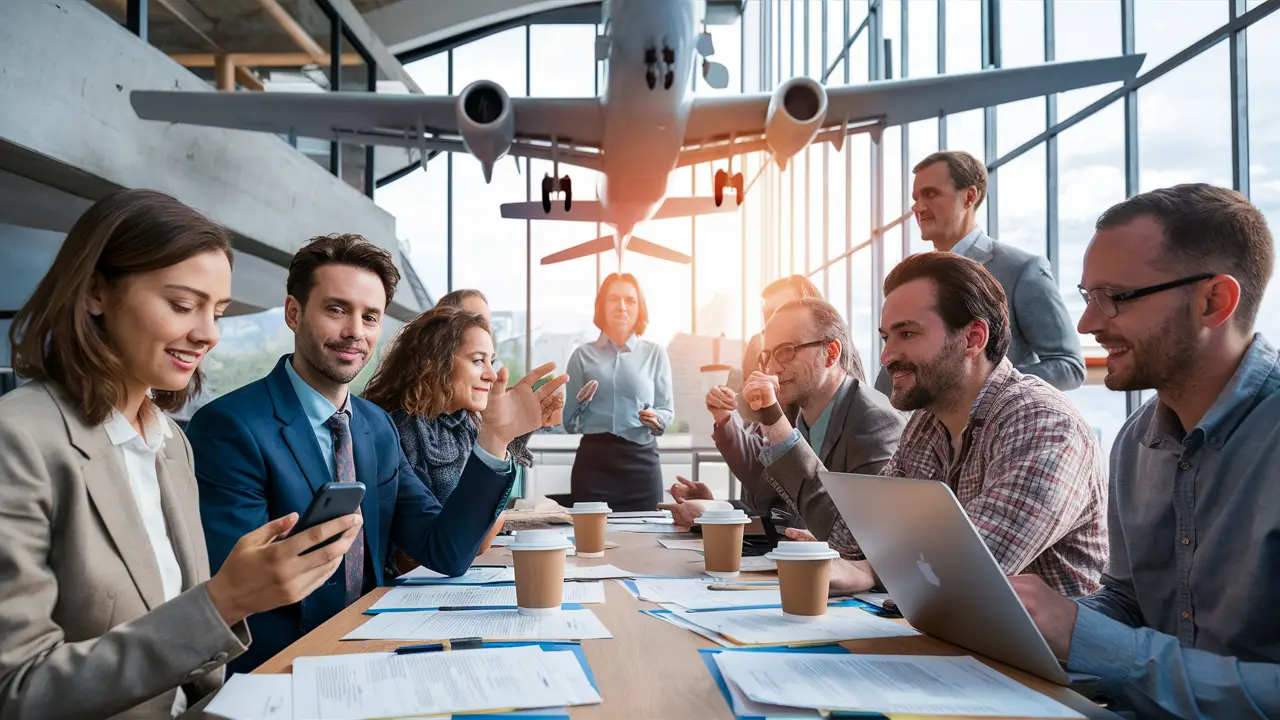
818,470,1073,685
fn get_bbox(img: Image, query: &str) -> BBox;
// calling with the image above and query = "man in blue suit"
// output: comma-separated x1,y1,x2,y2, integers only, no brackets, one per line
188,234,567,672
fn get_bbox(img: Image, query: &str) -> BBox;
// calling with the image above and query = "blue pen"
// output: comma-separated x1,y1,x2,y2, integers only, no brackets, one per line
394,637,483,654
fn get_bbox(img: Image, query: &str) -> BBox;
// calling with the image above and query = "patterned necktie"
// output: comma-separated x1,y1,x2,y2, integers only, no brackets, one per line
326,410,365,607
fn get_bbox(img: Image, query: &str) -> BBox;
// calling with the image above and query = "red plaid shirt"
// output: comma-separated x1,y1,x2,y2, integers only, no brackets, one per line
835,359,1108,598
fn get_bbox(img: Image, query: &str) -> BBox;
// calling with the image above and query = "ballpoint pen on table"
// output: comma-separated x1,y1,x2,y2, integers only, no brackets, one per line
394,637,484,654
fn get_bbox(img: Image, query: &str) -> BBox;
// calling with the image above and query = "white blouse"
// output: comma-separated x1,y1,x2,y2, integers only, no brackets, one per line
103,406,185,715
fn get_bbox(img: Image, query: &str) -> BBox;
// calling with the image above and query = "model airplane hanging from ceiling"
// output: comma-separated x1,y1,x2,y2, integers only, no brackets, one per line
132,0,1143,268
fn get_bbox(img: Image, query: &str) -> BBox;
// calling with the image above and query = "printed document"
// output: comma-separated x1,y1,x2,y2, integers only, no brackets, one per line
292,646,600,719
714,652,1083,718
369,582,606,612
204,674,291,720
563,564,635,580
712,656,822,719
397,566,514,585
632,578,781,610
344,608,614,641
657,538,704,552
670,606,918,645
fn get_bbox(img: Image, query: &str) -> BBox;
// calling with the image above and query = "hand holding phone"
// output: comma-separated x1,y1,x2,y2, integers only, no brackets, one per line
284,481,366,555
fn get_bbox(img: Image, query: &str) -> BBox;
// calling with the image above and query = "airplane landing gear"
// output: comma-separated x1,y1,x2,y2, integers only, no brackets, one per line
541,174,572,213
713,169,747,207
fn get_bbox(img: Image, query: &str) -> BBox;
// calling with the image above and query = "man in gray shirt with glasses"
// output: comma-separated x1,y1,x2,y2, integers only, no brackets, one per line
1014,183,1280,719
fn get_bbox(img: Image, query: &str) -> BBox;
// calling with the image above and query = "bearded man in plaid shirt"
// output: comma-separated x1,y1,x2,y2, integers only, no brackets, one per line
757,252,1107,598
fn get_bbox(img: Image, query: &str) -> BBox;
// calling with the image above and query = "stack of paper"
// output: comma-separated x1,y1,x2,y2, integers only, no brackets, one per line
396,566,514,585
711,651,1083,718
345,608,614,641
204,674,291,720
607,519,686,534
609,510,671,519
289,645,601,719
628,578,782,610
667,606,918,645
368,582,606,613
657,538,778,572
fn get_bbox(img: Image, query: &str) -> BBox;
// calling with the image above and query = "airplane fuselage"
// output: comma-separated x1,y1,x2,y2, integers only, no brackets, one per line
597,0,699,251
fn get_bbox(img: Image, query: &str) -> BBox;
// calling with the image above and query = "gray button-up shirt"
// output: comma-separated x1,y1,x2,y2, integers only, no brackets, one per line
1067,333,1280,719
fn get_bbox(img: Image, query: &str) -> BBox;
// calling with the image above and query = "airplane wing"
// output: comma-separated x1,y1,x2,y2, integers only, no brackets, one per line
679,54,1144,163
130,90,604,169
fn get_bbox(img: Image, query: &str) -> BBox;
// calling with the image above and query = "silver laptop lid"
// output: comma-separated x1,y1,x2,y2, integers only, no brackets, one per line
819,470,1070,685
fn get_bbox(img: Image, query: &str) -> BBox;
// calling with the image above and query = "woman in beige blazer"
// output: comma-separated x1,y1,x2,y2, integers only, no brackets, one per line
0,190,364,720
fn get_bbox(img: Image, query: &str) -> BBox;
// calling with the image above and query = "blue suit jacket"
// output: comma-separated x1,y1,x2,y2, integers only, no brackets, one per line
187,355,512,672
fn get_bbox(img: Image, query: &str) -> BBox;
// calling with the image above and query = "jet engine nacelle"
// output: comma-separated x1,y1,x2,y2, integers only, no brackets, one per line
456,80,515,183
765,77,828,171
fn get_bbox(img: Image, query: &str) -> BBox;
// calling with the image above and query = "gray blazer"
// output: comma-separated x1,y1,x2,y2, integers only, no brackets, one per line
0,382,250,720
876,232,1085,394
713,375,905,546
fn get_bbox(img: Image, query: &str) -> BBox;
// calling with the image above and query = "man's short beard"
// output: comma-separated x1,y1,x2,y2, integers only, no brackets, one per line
1105,304,1199,396
889,333,966,412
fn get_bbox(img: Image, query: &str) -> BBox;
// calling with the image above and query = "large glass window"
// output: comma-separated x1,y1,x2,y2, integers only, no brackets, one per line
1056,101,1126,346
1136,0,1225,70
1055,0,1123,117
1137,43,1232,192
995,151,1048,258
1249,9,1280,343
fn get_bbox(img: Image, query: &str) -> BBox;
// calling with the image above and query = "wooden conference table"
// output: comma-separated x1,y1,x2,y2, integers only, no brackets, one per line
202,529,1117,720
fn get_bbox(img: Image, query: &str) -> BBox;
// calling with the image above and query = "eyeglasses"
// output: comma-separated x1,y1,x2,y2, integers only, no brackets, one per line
1077,273,1215,318
759,339,830,369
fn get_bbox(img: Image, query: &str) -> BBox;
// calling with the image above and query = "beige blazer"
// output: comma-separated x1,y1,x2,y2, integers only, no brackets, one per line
0,382,250,720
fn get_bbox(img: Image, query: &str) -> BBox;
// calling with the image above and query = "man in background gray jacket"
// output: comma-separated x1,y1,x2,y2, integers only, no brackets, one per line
875,150,1084,395
664,299,904,544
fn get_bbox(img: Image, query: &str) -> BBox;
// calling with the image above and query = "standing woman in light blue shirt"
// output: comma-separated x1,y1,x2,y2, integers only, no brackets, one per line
562,273,674,511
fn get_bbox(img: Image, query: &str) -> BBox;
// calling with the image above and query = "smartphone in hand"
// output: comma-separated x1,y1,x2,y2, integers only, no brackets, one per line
283,482,365,555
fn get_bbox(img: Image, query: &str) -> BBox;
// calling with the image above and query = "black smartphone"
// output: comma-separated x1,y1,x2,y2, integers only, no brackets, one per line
284,481,365,555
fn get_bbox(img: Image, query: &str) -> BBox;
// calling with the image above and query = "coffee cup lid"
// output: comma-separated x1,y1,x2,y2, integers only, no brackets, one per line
765,540,840,561
567,501,612,515
694,501,750,525
509,529,572,551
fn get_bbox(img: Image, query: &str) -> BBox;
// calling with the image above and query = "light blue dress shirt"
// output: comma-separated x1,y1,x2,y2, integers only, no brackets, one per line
949,226,984,258
1066,334,1280,719
562,332,674,446
285,357,511,477
760,375,852,466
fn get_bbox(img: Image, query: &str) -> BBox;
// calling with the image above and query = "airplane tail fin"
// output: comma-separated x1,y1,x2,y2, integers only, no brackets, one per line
652,196,739,220
540,235,615,265
627,236,692,264
500,201,604,223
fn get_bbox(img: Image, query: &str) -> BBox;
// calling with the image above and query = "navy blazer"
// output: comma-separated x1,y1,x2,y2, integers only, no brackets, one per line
187,355,512,672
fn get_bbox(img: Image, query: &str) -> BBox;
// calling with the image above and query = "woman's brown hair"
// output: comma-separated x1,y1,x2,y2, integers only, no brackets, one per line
9,189,233,424
362,306,492,419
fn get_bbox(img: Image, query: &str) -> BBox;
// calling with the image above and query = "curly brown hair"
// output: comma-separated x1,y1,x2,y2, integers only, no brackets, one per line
362,306,492,419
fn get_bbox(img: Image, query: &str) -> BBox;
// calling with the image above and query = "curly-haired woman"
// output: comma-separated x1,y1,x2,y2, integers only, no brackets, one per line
363,306,561,553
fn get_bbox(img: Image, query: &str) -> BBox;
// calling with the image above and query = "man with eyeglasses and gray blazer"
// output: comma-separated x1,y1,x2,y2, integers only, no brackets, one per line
875,150,1084,396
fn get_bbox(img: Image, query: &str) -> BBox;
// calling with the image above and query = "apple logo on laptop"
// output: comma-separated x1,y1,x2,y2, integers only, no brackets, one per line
917,553,941,587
